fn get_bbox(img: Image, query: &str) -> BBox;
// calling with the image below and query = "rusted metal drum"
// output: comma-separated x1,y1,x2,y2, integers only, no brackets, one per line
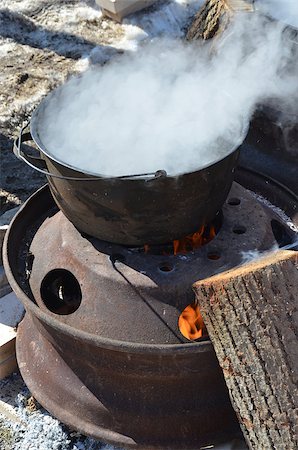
3,185,245,449
4,173,297,449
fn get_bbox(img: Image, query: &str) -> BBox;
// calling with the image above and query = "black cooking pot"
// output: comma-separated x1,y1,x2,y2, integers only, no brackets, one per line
14,115,245,246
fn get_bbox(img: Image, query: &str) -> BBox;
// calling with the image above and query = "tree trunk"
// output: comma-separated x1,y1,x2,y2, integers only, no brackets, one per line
193,250,298,450
186,0,254,41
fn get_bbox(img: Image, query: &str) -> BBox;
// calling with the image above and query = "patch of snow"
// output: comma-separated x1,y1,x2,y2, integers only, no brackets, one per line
74,5,103,22
116,0,203,51
0,41,19,57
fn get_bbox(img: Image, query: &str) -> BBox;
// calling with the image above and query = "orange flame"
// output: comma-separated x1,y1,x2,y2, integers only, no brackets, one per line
144,224,216,255
178,303,207,340
173,225,216,255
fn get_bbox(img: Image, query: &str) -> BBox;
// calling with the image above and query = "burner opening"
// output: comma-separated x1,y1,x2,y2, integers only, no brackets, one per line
40,269,82,315
178,302,208,341
233,225,247,235
271,219,295,248
228,197,241,206
207,250,221,260
158,262,174,273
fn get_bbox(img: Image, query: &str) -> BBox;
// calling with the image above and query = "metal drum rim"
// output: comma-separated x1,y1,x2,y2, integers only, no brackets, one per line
3,184,213,354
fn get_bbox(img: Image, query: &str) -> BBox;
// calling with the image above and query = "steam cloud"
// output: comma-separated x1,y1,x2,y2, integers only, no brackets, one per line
258,0,298,28
37,10,298,177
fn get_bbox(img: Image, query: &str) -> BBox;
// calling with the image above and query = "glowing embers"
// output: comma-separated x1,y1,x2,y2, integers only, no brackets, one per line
178,302,208,341
143,216,221,256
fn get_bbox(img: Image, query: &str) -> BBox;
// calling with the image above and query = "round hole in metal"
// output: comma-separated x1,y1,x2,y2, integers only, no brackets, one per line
228,197,241,206
233,226,246,235
159,262,174,272
40,269,82,315
207,251,221,260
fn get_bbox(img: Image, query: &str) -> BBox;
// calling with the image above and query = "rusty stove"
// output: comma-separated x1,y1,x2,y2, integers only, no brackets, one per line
3,134,298,449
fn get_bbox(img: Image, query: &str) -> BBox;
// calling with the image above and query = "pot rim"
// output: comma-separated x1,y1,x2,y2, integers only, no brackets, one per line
30,88,248,179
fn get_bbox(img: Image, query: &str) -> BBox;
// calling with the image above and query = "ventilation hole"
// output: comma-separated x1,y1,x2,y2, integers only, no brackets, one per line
40,269,82,315
271,219,294,248
178,302,208,341
110,254,126,264
233,226,246,235
228,198,241,206
207,251,221,260
159,262,174,272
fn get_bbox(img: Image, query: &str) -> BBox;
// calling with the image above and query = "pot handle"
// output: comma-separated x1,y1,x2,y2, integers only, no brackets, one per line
13,125,104,180
13,122,51,175
13,123,168,181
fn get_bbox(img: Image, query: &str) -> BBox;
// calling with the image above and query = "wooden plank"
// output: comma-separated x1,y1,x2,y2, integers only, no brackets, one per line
97,0,158,21
0,353,17,380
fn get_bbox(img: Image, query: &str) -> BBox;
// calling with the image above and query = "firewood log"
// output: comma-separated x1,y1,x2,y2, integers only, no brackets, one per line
193,250,298,450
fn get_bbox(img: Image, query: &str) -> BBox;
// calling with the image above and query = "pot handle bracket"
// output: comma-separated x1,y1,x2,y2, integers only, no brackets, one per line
13,122,51,176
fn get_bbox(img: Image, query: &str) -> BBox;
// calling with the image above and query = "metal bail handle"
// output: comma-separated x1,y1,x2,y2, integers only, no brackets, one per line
13,122,168,181
13,123,52,176
13,123,103,180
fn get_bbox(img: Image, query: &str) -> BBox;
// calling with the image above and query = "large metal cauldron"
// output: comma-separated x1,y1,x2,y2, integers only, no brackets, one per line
13,98,244,245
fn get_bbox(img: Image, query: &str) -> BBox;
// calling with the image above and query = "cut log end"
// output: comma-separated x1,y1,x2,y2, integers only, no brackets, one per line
193,250,298,289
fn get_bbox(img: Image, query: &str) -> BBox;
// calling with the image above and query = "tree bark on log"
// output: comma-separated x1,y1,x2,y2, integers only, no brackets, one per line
193,250,298,450
186,0,254,41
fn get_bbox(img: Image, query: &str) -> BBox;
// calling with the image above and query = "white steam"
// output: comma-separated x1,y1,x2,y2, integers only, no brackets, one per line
256,0,298,28
37,11,298,177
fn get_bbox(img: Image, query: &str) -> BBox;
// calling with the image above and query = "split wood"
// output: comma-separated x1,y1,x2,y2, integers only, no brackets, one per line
193,250,298,450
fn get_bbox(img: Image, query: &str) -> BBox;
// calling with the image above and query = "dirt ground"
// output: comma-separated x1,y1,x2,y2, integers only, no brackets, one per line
0,0,126,213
